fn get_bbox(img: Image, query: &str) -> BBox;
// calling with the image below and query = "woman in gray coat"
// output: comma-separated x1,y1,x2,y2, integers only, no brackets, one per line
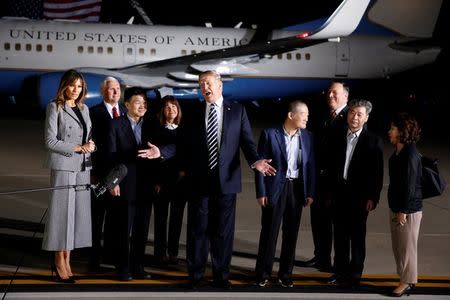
43,69,96,283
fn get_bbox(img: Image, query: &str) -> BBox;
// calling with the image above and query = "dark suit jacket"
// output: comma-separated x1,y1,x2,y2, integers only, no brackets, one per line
327,126,384,206
90,102,126,178
179,100,259,195
255,125,316,207
107,115,154,202
316,106,348,180
388,143,423,213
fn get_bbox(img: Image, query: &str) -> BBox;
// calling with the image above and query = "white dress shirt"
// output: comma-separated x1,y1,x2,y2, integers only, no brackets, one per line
343,128,362,180
283,128,301,179
104,101,120,119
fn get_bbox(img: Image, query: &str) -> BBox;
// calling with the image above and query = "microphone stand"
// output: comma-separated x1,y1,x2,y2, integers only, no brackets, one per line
0,183,91,300
0,184,92,196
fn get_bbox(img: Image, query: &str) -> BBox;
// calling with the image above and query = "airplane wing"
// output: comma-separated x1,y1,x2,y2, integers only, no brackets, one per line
78,0,370,89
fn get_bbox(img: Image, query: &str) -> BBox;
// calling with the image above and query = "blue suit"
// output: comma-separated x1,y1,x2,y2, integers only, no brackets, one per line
179,100,259,282
254,125,316,281
255,126,316,204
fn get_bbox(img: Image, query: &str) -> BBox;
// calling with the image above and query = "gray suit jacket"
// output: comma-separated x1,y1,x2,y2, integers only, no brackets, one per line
44,101,92,171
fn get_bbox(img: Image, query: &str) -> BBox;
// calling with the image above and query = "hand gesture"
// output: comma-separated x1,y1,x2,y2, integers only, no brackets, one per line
137,142,161,159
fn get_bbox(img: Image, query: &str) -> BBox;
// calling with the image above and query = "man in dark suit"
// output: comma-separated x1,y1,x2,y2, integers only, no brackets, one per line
305,82,349,271
179,70,276,289
326,99,383,288
106,87,169,281
89,76,126,271
254,100,316,288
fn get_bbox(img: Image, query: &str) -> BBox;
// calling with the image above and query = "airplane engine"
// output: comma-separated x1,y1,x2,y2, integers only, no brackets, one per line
38,72,106,109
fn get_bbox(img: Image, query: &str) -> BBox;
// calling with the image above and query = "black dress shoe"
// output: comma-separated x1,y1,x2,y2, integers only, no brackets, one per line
348,279,361,289
389,283,414,297
51,263,76,284
303,257,319,268
154,256,168,267
211,279,231,289
117,272,133,281
167,256,179,265
327,274,347,285
278,277,294,288
133,270,152,279
256,278,269,287
189,278,206,289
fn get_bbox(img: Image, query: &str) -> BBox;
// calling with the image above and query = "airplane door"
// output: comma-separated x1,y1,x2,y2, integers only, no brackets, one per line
335,40,349,77
123,44,136,64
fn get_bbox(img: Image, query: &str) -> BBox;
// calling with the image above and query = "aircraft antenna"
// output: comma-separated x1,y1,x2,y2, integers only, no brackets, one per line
129,0,153,25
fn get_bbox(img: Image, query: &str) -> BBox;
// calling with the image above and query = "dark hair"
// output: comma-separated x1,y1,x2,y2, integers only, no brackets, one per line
330,81,350,95
124,86,147,102
54,69,87,109
348,99,372,114
287,100,307,113
159,95,182,125
391,112,421,144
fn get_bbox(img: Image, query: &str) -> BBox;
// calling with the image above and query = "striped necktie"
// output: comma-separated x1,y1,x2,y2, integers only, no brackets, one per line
206,103,219,170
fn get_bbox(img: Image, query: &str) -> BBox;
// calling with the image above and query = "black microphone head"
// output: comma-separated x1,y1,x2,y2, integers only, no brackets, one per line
93,164,128,197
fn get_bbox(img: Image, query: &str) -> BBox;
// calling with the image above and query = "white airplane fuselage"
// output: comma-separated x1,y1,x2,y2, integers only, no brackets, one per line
0,18,441,107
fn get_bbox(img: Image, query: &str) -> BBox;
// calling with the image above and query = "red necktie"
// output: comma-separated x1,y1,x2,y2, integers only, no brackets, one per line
112,106,119,119
331,110,337,119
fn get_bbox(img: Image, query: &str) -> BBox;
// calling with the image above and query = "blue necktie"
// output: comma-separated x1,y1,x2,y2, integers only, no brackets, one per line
206,103,218,170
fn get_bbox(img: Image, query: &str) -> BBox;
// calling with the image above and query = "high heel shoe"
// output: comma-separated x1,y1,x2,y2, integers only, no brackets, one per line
390,283,415,297
51,263,76,284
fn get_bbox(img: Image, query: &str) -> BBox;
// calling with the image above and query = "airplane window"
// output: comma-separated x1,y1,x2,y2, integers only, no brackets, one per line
107,47,113,54
47,45,53,52
139,48,144,55
181,50,187,56
36,44,42,52
296,53,301,60
305,53,311,60
78,46,83,53
88,46,94,54
4,43,10,50
151,48,156,55
98,47,103,54
26,44,32,51
15,43,21,51
127,48,133,55
286,53,292,60
277,54,282,59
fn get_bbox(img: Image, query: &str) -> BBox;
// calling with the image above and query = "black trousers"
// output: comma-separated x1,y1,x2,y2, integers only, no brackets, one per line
153,179,187,258
186,170,236,281
104,193,152,274
255,179,304,280
90,190,110,265
332,186,369,281
310,190,333,264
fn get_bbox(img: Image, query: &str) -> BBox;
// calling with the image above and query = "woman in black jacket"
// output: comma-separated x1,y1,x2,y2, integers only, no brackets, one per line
387,112,422,297
152,95,185,266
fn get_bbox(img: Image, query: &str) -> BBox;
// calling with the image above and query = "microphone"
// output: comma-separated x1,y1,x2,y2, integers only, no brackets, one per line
92,164,128,197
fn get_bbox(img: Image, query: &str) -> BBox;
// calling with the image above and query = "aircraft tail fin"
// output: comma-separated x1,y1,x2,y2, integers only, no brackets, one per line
367,0,443,38
306,0,371,39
